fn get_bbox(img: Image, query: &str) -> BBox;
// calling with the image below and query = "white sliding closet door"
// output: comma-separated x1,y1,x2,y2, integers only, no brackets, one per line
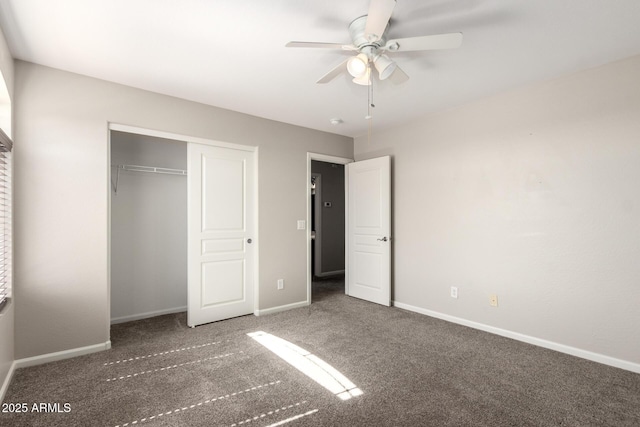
187,143,256,327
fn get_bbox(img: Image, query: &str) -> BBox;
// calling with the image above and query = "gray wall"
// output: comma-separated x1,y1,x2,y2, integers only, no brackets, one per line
13,61,353,359
110,131,187,323
354,55,640,368
311,161,345,274
0,25,13,397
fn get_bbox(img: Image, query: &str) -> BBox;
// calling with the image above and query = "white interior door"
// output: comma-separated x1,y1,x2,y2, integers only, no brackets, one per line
347,156,391,306
188,143,255,327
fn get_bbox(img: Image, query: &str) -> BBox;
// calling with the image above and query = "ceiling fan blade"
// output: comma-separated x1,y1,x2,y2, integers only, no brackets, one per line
365,0,396,42
388,65,409,85
286,41,356,51
385,32,463,52
316,59,349,84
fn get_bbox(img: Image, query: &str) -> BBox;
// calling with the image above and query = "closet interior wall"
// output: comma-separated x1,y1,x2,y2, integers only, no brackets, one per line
110,131,187,324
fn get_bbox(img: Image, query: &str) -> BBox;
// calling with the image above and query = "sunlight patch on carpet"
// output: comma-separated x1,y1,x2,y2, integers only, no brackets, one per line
113,381,281,427
106,352,240,381
264,409,319,426
247,331,362,400
230,401,317,426
104,340,226,365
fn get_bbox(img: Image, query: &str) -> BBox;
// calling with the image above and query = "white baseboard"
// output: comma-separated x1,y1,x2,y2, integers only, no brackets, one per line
255,300,309,316
14,341,112,370
393,301,640,374
315,270,345,278
0,360,16,403
111,306,187,325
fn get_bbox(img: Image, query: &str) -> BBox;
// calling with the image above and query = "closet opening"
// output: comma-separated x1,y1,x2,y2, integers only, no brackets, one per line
109,130,188,325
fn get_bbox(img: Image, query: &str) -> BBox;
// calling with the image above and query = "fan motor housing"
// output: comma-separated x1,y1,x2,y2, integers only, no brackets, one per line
349,15,389,50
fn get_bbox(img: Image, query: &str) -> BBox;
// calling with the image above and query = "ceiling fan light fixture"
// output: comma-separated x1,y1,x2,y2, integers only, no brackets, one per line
347,53,369,78
352,67,371,86
374,54,397,80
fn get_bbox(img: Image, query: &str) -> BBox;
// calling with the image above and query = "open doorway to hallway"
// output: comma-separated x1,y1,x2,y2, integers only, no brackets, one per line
311,160,345,300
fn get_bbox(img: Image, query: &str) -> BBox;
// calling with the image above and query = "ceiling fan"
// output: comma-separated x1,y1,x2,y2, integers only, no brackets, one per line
286,0,463,85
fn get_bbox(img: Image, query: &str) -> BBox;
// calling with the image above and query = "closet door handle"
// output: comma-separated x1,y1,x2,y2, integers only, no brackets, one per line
247,238,252,244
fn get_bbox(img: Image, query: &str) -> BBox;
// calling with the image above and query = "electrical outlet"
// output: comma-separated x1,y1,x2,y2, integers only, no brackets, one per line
490,294,498,307
277,279,284,290
450,286,458,299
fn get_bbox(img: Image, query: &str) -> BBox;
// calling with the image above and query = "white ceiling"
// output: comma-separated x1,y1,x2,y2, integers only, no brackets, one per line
1,0,639,137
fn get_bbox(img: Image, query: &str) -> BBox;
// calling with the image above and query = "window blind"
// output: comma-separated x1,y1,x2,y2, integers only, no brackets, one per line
0,128,12,312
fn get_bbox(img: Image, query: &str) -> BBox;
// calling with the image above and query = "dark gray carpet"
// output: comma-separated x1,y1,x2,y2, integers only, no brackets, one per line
2,277,639,426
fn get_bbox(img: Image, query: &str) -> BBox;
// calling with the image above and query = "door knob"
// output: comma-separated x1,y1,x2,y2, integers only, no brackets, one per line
247,238,252,244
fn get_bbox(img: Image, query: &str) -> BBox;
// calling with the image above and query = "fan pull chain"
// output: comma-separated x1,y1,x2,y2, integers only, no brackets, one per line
366,66,374,144
366,66,375,120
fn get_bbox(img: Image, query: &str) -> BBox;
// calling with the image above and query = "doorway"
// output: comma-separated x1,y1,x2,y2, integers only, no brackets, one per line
311,161,345,300
307,153,352,303
108,124,258,331
306,153,392,307
109,130,188,324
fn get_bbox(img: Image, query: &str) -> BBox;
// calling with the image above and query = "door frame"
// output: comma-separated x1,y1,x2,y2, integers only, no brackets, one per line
306,153,353,304
107,123,260,334
311,173,322,277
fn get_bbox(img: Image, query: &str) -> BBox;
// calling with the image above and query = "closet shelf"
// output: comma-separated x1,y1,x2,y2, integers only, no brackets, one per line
114,164,187,175
111,164,187,193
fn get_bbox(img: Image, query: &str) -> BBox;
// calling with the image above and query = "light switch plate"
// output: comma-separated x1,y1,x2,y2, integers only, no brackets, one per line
297,220,306,230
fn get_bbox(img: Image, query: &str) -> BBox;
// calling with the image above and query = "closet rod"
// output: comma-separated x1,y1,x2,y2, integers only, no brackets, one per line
111,164,187,194
114,164,187,176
